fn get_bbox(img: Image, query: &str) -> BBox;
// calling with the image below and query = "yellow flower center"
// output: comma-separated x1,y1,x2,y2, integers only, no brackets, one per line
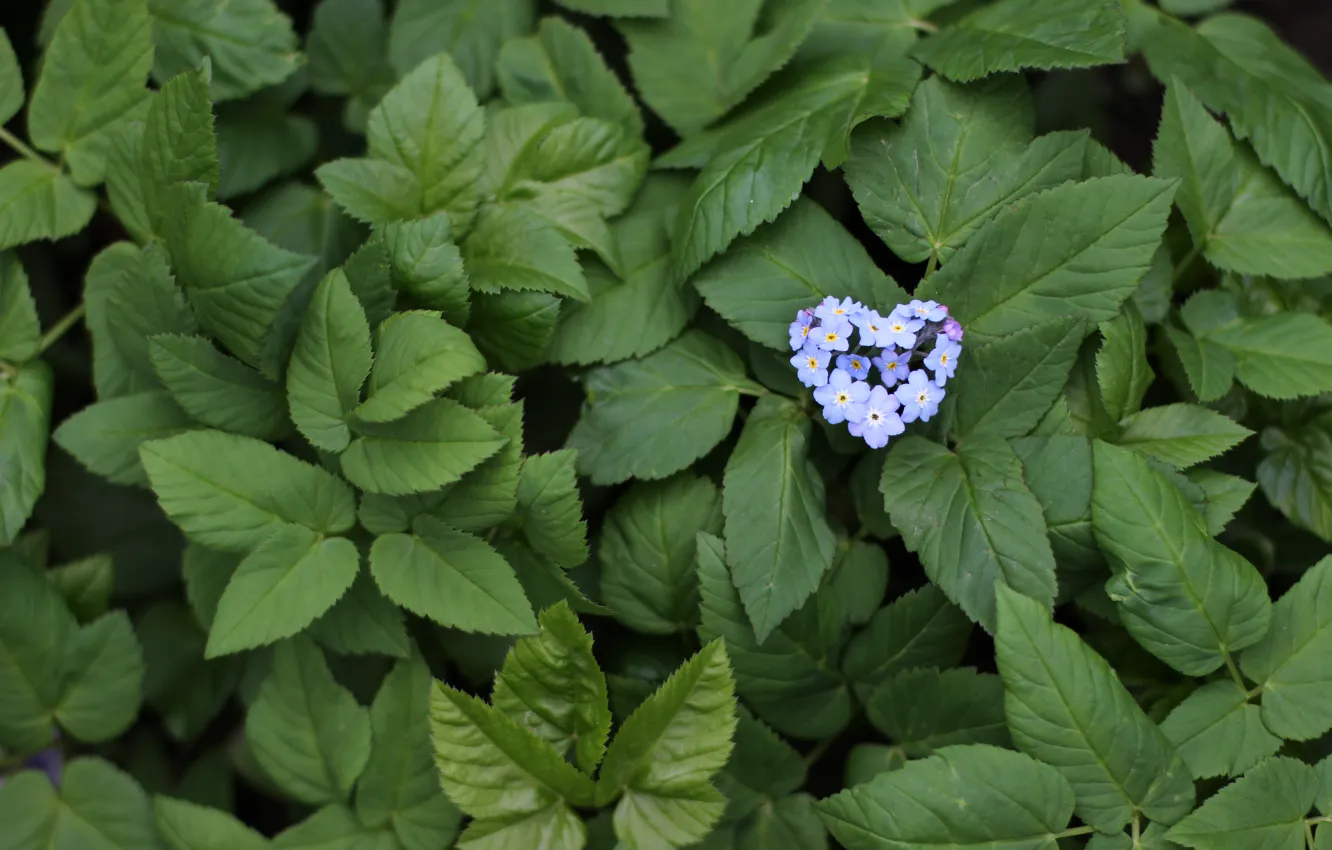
891,322,905,332
836,392,849,403
807,357,819,369
825,332,839,342
800,326,810,338
940,353,949,365
917,392,928,403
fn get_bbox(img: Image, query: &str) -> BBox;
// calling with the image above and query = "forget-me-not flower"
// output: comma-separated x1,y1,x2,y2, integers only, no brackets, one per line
882,314,924,349
905,299,948,322
942,316,964,342
815,317,852,352
813,369,870,424
837,353,871,380
790,342,831,387
848,386,906,449
788,311,814,350
895,369,945,423
871,347,911,387
851,309,890,348
924,337,962,386
815,296,863,324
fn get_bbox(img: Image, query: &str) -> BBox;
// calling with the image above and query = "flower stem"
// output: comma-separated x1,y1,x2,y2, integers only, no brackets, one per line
0,126,58,171
38,303,87,353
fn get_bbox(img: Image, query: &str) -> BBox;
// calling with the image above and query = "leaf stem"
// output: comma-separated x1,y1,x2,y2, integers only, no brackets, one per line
38,303,87,353
909,18,939,33
1132,812,1142,848
1052,826,1095,839
924,253,939,279
1221,650,1249,696
1172,243,1202,282
803,735,836,768
0,126,58,171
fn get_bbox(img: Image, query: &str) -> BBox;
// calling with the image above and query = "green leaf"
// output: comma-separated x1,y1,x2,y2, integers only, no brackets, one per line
1115,403,1253,468
1091,440,1271,675
215,105,318,201
136,601,241,744
735,794,825,849
492,601,612,773
28,0,153,185
1160,681,1282,779
723,396,837,642
513,450,588,570
1010,436,1103,576
369,516,536,634
149,334,290,441
1154,82,1332,280
205,526,359,657
47,554,115,622
380,214,468,326
717,708,806,821
1143,14,1332,227
503,539,608,620
498,17,642,136
355,311,485,424
1207,313,1332,400
912,0,1125,83
245,637,372,805
0,560,75,751
569,331,760,485
881,436,1057,633
148,0,301,102
619,0,824,136
306,0,393,106
433,399,524,533
1189,468,1255,536
696,531,852,740
270,805,398,849
356,654,463,845
315,159,420,226
826,539,889,628
817,744,1078,850
994,584,1195,832
53,391,195,486
917,176,1176,342
1259,412,1332,542
139,63,218,234
845,76,1088,264
1166,756,1316,850
948,317,1086,439
601,474,722,635
1166,325,1234,404
462,203,589,302
140,429,357,552
840,584,972,692
429,679,594,844
692,197,908,351
154,797,268,850
0,29,23,126
56,611,146,742
468,292,562,373
557,0,666,14
1097,302,1153,422
0,252,40,362
0,161,96,252
866,668,1010,757
307,569,410,659
105,120,153,243
0,362,53,546
161,183,316,370
1240,555,1332,740
0,756,161,850
287,270,371,453
388,0,532,99
598,641,737,849
341,398,505,495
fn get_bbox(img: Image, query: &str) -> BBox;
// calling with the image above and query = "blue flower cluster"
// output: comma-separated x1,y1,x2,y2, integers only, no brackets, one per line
789,297,964,449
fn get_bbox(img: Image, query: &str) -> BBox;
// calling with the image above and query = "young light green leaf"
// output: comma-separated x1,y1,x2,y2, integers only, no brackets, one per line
692,197,908,351
369,515,536,635
287,270,371,453
387,0,532,99
154,796,268,850
1115,403,1253,468
1154,83,1332,280
598,641,737,849
148,0,301,101
245,637,371,805
1240,556,1332,740
601,474,722,635
817,745,1078,850
918,176,1176,342
380,214,468,326
846,76,1087,264
0,252,40,362
462,203,589,302
492,601,612,773
28,0,153,184
0,561,76,751
619,0,823,136
881,436,1057,633
140,429,357,552
996,584,1195,832
0,757,159,849
0,362,53,546
1207,313,1332,400
866,667,1010,757
55,611,145,743
355,311,485,424
205,526,360,657
513,450,588,570
568,330,761,485
53,391,195,487
0,161,97,252
1092,440,1271,675
307,569,410,660
341,398,505,495
723,395,837,642
149,334,290,441
0,29,23,126
912,0,1125,83
840,584,972,692
1098,302,1153,423
1166,757,1316,850
1160,681,1282,779
697,531,852,740
1259,412,1332,542
139,63,218,233
315,158,420,226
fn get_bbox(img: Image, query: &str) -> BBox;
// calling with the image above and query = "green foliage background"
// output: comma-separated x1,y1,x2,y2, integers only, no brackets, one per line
2,0,1332,848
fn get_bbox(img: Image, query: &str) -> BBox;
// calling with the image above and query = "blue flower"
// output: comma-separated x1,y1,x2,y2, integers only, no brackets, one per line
851,309,891,347
882,313,924,349
848,385,905,449
788,310,815,351
871,347,911,387
815,296,863,324
895,369,945,423
790,342,831,387
837,353,871,380
814,317,853,352
905,299,948,322
924,336,962,385
813,369,871,424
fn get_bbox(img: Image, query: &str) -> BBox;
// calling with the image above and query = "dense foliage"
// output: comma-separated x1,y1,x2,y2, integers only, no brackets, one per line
2,0,1332,847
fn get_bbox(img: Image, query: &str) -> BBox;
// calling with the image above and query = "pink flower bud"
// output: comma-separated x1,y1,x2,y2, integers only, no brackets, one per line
942,317,964,341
